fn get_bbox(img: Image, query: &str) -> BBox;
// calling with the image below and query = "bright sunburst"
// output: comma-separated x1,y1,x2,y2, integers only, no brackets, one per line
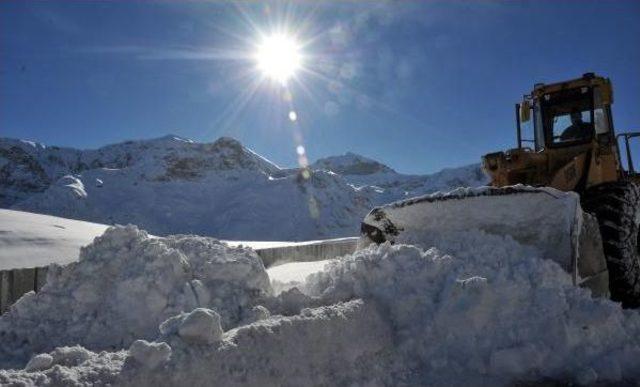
255,33,301,84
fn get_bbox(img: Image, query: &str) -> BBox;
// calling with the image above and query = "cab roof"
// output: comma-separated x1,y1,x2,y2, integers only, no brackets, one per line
531,73,612,101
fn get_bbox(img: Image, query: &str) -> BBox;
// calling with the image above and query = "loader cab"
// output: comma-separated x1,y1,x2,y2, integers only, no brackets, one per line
483,73,635,190
518,74,615,152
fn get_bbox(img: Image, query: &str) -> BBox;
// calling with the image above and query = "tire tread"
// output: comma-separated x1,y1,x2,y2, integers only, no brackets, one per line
582,181,640,308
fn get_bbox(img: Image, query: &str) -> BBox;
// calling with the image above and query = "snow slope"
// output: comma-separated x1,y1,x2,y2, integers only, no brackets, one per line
2,221,640,386
0,209,109,270
1,136,487,240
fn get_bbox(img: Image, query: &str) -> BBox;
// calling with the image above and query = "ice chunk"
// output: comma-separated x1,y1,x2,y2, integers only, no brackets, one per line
128,340,171,369
24,354,53,372
177,308,223,345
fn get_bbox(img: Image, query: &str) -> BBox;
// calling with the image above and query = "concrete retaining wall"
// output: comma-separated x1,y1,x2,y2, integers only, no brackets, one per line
0,266,48,314
0,238,359,315
258,238,358,268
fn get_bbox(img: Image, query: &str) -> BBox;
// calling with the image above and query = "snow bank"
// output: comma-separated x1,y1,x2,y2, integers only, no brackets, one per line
0,225,270,368
306,234,640,384
2,225,640,386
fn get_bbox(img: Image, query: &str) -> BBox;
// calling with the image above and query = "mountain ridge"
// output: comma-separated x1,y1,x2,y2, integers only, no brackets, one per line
1,135,488,240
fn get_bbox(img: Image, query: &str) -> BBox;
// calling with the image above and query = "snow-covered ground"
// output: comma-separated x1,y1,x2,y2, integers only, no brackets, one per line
1,201,640,385
0,209,109,270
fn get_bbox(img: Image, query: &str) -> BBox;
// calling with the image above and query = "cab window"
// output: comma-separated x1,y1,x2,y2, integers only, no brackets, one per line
551,110,592,144
541,87,594,147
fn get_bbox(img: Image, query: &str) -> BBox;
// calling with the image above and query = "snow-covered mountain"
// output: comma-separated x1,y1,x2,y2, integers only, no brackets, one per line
310,152,488,204
310,152,395,176
0,135,487,240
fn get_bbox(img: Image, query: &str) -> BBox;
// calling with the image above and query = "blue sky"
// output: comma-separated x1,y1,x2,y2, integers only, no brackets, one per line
1,1,639,174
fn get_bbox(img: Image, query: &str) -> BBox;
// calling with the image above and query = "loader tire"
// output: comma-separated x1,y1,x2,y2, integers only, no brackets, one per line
582,181,640,308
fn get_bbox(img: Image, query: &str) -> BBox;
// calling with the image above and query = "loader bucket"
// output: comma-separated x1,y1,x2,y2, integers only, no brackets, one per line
359,185,609,297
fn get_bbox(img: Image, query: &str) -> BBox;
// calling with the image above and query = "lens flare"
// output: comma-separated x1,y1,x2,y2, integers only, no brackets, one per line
255,34,301,84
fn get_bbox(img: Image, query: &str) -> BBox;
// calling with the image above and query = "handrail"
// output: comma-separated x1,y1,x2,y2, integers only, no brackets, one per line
616,132,640,138
616,131,640,174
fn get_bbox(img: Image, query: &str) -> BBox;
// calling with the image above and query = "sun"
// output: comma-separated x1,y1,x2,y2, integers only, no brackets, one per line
255,33,302,84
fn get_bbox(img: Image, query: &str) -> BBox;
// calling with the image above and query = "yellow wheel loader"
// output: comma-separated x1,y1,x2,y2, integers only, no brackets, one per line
361,73,640,307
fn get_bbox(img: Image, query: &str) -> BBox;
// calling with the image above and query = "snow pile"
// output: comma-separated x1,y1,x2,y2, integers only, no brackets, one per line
7,347,126,386
0,225,270,369
2,225,640,385
305,233,640,384
118,299,389,386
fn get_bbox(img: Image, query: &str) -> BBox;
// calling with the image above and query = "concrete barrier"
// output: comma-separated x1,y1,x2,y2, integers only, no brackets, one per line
0,238,359,314
0,270,10,314
257,238,358,267
0,266,49,314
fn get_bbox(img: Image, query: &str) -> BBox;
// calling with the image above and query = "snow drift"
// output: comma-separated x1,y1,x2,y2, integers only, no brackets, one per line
2,219,640,385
